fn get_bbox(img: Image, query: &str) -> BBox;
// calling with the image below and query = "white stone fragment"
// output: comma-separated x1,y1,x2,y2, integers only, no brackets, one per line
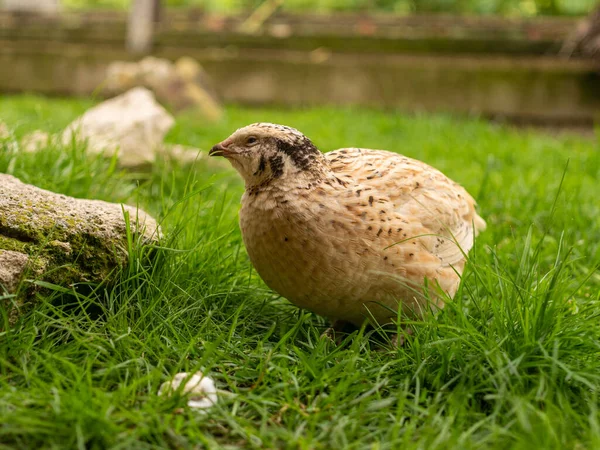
21,130,52,153
158,372,218,411
0,120,10,139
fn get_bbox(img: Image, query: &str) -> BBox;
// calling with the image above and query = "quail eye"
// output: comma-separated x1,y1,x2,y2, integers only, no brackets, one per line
246,136,258,146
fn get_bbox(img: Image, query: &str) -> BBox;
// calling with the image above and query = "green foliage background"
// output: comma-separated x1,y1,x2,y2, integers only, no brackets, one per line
62,0,597,16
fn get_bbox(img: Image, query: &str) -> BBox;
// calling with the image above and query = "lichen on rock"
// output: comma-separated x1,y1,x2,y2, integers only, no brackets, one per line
0,249,29,294
0,174,160,319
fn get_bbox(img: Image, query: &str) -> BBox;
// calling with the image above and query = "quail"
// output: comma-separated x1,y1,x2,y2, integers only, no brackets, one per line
210,123,486,329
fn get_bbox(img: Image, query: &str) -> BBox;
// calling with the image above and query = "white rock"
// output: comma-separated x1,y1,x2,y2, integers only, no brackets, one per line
0,120,10,139
21,130,52,153
138,56,174,89
62,87,175,167
103,61,140,93
159,371,218,411
103,56,223,120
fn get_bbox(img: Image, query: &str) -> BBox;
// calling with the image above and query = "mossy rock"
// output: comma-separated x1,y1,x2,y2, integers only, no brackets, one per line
0,174,160,321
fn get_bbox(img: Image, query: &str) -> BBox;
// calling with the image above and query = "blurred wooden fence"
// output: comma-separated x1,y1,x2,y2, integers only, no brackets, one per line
0,9,599,125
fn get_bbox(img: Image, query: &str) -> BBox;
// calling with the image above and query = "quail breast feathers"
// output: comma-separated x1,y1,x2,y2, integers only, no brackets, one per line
210,123,486,327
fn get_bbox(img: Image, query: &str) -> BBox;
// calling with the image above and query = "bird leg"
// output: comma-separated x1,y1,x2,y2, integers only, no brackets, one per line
390,327,414,347
321,320,356,344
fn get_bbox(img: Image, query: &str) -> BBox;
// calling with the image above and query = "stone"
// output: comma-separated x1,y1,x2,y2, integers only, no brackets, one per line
103,56,223,120
62,87,175,167
0,120,10,139
173,57,223,122
21,130,52,153
158,372,218,412
0,250,28,294
138,56,174,90
103,61,140,93
0,174,160,318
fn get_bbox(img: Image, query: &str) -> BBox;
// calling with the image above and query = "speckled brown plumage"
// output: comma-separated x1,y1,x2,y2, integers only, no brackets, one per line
210,123,486,326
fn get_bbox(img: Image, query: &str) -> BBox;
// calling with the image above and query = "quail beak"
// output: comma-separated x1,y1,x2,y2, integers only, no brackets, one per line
209,142,232,157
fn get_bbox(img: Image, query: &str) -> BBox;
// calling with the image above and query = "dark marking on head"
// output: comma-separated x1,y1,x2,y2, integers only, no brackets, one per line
253,155,266,176
384,256,388,260
356,190,362,197
377,228,383,237
269,155,284,178
276,136,320,171
368,196,374,206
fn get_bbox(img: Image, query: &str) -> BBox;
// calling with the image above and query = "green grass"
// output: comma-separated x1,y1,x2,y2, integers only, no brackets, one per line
1,94,599,449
